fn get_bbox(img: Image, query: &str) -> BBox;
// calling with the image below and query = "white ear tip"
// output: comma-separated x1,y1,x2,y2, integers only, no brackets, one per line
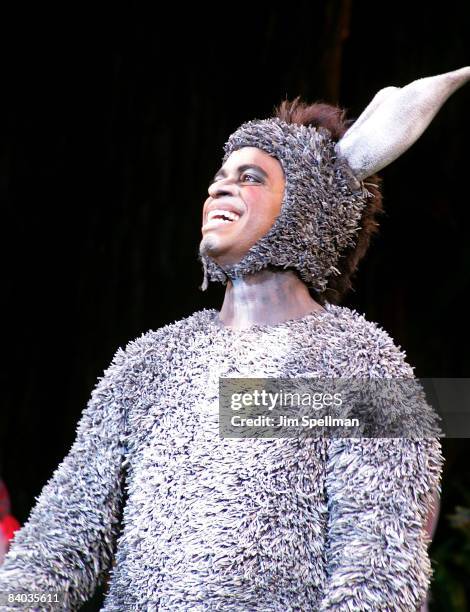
450,66,470,80
428,66,470,90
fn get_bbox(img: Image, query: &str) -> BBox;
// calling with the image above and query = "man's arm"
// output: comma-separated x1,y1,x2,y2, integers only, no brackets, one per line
318,436,443,611
0,346,132,611
316,318,444,611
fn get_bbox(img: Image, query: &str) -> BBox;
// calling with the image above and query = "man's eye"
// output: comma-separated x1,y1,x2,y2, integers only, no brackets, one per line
241,173,259,183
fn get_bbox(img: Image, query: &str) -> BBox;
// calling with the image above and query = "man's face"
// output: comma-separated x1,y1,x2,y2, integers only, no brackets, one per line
200,147,285,268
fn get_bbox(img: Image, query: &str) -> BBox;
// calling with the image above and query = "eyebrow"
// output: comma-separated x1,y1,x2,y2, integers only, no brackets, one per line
212,164,269,182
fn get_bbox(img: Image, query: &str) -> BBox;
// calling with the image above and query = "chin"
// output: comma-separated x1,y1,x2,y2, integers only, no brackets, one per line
200,234,243,270
199,233,223,257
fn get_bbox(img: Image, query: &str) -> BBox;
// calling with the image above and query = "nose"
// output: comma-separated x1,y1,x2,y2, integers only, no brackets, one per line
208,178,236,198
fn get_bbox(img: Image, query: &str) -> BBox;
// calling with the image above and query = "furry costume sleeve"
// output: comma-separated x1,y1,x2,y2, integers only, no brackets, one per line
0,344,132,611
318,331,444,612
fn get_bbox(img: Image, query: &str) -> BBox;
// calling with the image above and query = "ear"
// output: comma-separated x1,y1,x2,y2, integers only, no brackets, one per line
335,66,470,181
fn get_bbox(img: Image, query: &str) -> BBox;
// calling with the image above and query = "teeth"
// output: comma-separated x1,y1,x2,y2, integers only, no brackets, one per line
207,209,240,222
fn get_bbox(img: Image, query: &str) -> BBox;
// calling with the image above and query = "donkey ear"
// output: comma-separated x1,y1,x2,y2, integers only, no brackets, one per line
335,66,470,181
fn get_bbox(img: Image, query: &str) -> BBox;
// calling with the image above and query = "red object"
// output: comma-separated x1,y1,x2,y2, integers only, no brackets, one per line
0,514,20,542
0,479,21,546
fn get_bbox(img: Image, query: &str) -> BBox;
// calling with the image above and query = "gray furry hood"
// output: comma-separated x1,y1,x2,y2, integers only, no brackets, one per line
200,117,371,293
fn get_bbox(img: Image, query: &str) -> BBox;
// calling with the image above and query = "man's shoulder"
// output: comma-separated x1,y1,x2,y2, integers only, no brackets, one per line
318,303,414,377
322,302,399,343
118,308,218,360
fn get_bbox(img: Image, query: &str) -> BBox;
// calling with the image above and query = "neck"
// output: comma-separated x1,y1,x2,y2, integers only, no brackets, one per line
218,268,324,329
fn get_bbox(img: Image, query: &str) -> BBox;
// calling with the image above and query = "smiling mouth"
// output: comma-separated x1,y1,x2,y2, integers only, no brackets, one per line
202,208,242,231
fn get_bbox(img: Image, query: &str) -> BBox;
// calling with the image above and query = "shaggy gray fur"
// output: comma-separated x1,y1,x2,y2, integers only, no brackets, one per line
200,118,373,293
0,304,443,610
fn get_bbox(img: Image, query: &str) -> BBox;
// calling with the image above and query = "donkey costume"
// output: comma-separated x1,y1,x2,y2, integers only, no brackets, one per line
0,67,468,611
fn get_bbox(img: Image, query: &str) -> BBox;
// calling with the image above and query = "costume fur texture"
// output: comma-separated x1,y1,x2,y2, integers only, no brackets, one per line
0,304,443,611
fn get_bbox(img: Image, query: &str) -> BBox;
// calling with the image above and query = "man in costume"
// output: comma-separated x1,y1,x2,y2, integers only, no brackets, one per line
0,67,468,611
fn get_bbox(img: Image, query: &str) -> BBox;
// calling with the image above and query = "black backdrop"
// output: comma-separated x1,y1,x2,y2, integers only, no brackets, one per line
1,2,470,610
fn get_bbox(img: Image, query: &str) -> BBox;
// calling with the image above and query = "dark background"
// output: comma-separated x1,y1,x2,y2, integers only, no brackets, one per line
1,2,470,610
